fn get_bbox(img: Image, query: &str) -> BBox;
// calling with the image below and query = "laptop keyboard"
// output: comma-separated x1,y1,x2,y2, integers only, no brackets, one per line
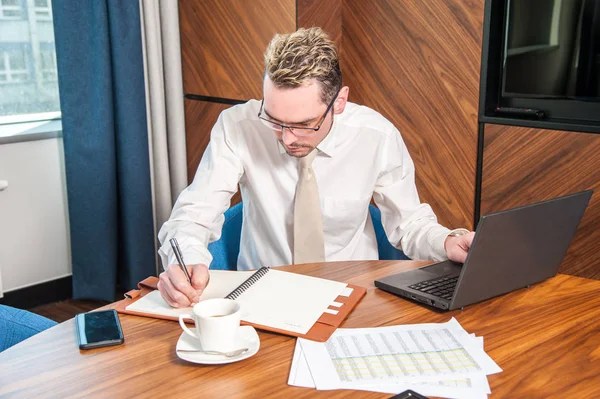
409,276,458,300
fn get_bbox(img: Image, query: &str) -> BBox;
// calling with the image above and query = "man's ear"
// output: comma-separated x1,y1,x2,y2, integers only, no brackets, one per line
333,86,349,115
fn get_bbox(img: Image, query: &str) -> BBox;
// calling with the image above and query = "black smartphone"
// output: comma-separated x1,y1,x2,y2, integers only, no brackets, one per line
75,310,124,350
389,390,429,399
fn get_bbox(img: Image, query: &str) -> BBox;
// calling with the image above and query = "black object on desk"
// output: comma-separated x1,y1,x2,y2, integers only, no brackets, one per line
75,309,124,350
389,389,429,399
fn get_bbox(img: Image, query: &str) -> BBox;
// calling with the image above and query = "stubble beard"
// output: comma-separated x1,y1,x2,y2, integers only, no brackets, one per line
279,141,314,158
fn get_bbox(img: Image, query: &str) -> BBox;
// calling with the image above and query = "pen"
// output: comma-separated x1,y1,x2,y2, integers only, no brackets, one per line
169,238,192,285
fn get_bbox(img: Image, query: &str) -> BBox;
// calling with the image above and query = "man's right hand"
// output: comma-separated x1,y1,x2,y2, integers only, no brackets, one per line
157,263,210,308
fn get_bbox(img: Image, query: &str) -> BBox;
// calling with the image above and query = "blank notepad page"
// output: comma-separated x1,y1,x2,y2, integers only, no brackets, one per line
235,270,347,335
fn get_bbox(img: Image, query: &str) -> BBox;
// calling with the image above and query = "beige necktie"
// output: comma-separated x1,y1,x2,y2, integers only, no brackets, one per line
293,149,326,264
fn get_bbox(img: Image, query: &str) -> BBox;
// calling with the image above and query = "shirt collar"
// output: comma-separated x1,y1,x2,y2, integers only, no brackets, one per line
315,114,339,157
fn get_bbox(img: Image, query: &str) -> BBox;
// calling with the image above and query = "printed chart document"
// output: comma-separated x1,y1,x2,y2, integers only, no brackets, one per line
288,318,501,398
289,339,491,399
126,269,348,335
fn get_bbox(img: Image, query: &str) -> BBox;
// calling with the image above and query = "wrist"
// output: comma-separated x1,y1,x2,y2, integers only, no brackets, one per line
447,228,470,237
444,228,470,252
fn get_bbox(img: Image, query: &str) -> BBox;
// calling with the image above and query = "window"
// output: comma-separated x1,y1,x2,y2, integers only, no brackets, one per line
0,0,22,20
34,0,51,21
40,50,56,81
0,0,60,119
0,49,29,83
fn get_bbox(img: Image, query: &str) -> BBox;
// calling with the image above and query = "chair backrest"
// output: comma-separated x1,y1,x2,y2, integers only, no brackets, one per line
207,203,409,270
368,205,410,261
207,202,243,270
0,305,57,352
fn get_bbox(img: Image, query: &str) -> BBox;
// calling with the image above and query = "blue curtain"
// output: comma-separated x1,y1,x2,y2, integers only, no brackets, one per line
52,1,155,301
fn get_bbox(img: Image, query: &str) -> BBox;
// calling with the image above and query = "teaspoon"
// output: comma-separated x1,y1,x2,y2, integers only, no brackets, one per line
176,347,249,357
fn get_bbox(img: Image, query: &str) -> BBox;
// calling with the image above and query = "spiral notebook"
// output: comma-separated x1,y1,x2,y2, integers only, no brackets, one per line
112,268,367,342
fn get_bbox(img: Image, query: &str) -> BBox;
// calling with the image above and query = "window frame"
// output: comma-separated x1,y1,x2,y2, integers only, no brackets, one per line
0,46,31,84
0,0,23,20
33,0,52,21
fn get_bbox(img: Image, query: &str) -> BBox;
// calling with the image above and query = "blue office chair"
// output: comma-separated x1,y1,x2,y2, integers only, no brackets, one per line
0,305,57,352
368,205,411,261
207,203,244,271
207,203,409,270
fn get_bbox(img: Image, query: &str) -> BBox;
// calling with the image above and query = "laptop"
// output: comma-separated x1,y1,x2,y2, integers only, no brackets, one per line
374,190,592,310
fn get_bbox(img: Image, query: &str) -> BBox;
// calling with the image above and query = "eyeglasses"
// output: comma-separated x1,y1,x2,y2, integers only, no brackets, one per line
257,87,341,137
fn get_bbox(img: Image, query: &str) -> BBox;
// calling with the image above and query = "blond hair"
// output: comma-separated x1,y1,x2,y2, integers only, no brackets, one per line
264,27,342,104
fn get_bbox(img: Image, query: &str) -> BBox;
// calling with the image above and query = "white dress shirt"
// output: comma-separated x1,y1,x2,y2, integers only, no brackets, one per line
158,100,452,270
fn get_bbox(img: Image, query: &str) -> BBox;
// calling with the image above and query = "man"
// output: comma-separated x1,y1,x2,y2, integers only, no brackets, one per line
157,27,474,308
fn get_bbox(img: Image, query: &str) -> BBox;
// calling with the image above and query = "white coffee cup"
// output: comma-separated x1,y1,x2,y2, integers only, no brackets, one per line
178,298,241,352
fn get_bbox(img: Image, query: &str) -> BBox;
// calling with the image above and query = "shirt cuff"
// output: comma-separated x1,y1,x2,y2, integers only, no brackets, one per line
158,238,213,271
430,227,452,261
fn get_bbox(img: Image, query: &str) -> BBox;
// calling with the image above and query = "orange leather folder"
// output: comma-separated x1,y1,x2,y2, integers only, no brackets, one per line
112,275,366,342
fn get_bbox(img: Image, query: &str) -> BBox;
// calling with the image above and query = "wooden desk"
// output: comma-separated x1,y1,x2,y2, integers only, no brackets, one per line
1,260,599,398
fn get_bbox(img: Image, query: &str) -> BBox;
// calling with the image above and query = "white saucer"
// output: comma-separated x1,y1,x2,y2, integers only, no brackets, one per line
176,325,260,365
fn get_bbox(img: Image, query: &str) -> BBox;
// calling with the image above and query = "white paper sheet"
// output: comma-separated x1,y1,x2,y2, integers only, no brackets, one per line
288,339,490,399
289,318,499,398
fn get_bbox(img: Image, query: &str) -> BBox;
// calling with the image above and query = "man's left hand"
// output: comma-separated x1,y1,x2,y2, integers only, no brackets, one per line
444,231,475,263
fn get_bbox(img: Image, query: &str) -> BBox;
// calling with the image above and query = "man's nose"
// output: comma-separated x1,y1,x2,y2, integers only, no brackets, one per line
281,128,297,145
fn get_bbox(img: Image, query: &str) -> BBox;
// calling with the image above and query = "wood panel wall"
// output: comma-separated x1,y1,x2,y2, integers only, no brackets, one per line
297,0,342,50
481,124,600,279
341,0,484,230
179,0,295,100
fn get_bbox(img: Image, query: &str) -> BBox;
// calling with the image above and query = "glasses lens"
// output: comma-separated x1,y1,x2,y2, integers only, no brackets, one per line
287,127,316,137
259,117,283,131
259,117,316,136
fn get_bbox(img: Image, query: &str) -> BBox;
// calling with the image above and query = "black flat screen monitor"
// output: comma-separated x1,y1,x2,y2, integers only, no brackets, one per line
502,0,600,101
